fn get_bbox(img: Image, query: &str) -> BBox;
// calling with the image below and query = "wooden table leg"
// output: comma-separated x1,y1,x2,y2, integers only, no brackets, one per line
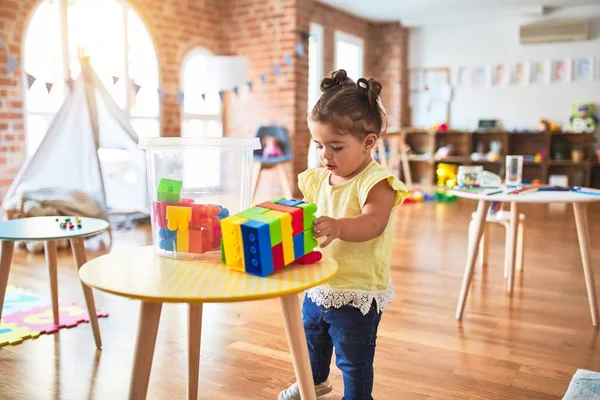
456,199,490,321
279,294,316,400
188,304,203,400
573,202,599,327
507,202,519,294
70,238,102,349
0,240,15,321
130,301,163,400
44,240,60,325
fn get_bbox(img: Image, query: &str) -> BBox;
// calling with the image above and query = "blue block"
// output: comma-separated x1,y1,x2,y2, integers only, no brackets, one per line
276,199,305,207
241,220,274,277
293,232,304,260
159,237,176,251
217,206,230,220
159,228,176,240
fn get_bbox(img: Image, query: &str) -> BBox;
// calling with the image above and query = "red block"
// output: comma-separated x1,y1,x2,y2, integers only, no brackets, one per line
202,228,213,252
272,243,285,270
153,201,192,229
191,204,221,228
189,229,203,254
258,202,303,235
295,251,322,265
213,222,222,248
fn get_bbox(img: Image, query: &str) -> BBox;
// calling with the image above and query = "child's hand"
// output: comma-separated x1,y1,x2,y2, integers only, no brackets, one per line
313,216,341,248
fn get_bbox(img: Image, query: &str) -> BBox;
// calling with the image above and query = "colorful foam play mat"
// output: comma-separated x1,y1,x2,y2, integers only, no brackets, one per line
0,285,108,347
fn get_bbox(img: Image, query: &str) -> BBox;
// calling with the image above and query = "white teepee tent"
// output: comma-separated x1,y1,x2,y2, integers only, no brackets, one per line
1,57,148,221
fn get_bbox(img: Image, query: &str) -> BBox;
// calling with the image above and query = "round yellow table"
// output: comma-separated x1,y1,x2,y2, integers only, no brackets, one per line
79,246,338,400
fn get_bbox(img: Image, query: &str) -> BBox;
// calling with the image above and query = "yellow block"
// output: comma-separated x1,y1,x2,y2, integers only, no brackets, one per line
265,210,294,265
221,215,248,272
176,230,189,253
166,206,192,232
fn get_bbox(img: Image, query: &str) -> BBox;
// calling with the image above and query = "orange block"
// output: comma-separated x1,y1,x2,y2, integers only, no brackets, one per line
189,229,203,254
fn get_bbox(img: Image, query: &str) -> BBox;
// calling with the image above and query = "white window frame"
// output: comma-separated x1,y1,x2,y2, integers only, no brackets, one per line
180,48,224,138
308,23,324,111
23,0,160,157
334,30,364,80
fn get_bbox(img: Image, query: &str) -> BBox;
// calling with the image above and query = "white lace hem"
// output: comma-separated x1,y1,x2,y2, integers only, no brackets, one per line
306,283,395,315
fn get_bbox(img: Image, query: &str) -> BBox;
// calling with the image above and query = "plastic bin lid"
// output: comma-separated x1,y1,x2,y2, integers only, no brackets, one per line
139,136,261,150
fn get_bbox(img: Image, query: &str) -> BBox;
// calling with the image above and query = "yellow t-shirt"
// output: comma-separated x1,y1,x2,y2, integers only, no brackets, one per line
298,159,409,313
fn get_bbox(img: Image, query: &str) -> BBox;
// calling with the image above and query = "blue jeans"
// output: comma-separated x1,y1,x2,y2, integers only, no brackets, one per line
302,296,382,400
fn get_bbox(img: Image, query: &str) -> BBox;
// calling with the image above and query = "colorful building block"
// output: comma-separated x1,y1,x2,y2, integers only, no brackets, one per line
189,229,203,254
241,220,274,277
297,203,317,230
159,237,176,251
176,230,189,252
221,215,248,271
166,205,192,232
190,204,221,228
293,233,304,259
296,251,322,264
258,202,303,236
304,229,318,254
236,210,282,245
157,178,183,203
264,210,294,265
277,199,305,207
272,243,285,270
220,238,226,263
159,228,176,240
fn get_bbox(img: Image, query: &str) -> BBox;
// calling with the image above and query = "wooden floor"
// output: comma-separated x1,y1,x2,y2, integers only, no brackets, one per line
1,198,600,399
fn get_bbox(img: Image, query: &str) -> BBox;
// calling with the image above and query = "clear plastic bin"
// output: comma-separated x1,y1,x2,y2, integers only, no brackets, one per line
139,137,261,260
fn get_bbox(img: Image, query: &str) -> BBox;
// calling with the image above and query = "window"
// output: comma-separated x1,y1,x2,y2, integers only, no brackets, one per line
24,0,160,158
308,23,324,112
181,50,223,138
334,31,364,80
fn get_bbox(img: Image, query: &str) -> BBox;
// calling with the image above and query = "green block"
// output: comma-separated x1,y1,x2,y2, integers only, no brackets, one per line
297,203,317,230
220,237,226,263
269,196,286,203
245,206,270,215
235,210,282,245
304,229,318,253
157,178,183,203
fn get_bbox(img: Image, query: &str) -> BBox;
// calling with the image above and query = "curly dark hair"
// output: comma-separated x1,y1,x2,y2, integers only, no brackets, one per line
308,69,387,139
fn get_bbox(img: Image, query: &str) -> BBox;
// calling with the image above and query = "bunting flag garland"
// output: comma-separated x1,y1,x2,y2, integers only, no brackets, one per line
26,73,36,89
0,30,310,105
6,54,19,75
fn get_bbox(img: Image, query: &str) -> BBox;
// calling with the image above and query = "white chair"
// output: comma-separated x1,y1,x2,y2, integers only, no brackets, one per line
468,209,525,277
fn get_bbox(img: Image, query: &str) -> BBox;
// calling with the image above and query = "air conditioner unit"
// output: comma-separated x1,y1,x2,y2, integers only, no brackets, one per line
519,19,589,44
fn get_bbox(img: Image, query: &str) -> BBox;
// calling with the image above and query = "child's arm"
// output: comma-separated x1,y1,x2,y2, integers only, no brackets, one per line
314,180,395,247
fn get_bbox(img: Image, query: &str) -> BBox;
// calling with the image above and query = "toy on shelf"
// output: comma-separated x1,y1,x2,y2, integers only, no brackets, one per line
153,178,229,255
432,123,449,133
569,103,598,133
261,135,284,158
487,140,502,162
220,198,321,277
538,119,560,132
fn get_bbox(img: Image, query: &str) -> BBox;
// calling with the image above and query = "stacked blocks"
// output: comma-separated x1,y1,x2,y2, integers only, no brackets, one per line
221,198,320,277
153,178,229,255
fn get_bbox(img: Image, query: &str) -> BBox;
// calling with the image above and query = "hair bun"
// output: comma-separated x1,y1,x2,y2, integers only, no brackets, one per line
357,77,382,110
320,69,353,92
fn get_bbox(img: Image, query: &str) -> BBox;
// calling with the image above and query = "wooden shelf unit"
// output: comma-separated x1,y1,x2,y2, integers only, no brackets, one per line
401,129,598,188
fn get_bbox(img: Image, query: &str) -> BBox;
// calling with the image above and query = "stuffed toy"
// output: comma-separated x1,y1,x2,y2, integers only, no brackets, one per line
569,103,598,133
262,136,284,157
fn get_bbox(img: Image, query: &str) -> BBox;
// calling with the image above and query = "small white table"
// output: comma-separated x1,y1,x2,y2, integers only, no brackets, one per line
451,188,600,326
0,216,109,348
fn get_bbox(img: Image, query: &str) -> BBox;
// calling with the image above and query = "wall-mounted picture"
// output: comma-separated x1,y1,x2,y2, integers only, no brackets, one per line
573,57,594,82
492,63,509,86
455,66,470,87
551,58,572,83
511,62,529,85
530,61,550,84
471,66,490,87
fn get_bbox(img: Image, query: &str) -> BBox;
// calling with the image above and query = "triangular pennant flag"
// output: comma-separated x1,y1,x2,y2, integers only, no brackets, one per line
295,42,305,57
7,54,19,75
45,82,53,93
232,86,239,97
299,31,310,42
272,64,281,76
201,93,206,101
133,82,142,95
26,73,36,89
157,88,165,102
284,54,293,66
0,36,5,49
260,73,267,84
218,91,225,102
66,77,74,91
112,76,119,84
176,91,184,105
247,81,253,92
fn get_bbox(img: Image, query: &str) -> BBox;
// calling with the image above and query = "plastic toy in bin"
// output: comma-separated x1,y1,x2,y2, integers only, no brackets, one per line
152,178,229,256
220,197,322,277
